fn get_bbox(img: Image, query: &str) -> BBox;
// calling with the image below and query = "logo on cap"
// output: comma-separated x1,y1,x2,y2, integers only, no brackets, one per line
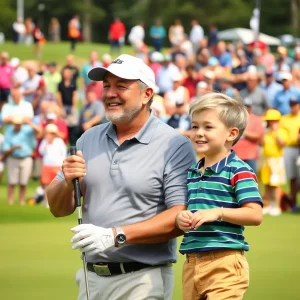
112,59,124,64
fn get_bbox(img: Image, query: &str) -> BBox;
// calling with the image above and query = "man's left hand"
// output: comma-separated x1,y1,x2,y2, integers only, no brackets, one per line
71,224,115,255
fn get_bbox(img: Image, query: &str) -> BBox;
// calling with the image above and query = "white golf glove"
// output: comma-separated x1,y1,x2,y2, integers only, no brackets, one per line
71,224,115,255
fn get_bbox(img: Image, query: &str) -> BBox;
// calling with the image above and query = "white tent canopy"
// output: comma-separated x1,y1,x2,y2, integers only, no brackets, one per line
218,28,281,46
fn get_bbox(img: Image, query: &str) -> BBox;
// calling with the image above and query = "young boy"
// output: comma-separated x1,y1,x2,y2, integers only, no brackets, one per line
176,92,263,300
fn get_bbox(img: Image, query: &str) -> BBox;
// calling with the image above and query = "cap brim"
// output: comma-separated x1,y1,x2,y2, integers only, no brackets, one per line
88,67,108,81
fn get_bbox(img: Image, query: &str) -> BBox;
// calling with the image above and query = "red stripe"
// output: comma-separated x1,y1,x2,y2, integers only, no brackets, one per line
231,171,258,187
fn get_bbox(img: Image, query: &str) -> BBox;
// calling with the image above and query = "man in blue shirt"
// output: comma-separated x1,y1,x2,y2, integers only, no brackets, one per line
3,115,37,205
260,71,283,106
273,72,299,115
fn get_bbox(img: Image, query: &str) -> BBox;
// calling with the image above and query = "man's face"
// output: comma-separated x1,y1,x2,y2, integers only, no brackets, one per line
290,103,299,115
247,76,258,91
282,79,290,89
11,89,22,103
102,73,147,124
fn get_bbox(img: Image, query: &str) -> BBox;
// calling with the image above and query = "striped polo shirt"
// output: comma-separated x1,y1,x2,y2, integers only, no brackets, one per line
179,150,263,254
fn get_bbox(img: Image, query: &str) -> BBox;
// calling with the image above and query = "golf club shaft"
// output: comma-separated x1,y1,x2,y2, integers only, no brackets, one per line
70,146,90,300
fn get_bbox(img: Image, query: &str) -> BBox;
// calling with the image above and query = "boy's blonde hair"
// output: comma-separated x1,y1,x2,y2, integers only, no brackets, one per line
189,92,249,145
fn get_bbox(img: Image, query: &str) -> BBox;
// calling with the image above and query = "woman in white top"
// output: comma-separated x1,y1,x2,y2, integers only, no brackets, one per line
164,73,190,116
168,19,185,48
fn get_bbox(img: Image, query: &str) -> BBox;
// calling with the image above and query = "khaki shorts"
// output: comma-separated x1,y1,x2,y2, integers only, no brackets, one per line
7,156,33,185
182,250,249,300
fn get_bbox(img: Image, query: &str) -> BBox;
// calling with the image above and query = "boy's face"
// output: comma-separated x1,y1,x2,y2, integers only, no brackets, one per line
191,109,238,158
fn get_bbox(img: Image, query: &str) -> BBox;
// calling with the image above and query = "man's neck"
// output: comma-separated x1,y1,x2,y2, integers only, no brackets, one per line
114,110,151,144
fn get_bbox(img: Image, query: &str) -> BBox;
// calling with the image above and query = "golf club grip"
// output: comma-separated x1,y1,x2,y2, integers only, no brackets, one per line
70,146,81,208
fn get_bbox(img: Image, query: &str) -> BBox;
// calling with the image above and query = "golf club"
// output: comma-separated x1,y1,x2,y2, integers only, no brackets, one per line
70,146,90,300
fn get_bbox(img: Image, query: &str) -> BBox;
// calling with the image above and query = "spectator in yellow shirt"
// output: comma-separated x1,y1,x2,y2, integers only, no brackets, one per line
261,109,288,216
280,96,300,209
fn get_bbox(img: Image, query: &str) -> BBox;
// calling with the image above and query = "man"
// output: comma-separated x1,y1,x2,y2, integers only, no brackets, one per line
3,115,38,205
21,62,41,103
189,19,204,54
108,17,126,55
149,19,166,52
279,96,300,210
232,97,264,173
46,54,196,300
239,72,269,116
62,54,79,85
0,52,14,111
1,87,34,132
80,51,102,89
260,70,283,106
75,90,106,140
273,72,299,115
128,22,145,54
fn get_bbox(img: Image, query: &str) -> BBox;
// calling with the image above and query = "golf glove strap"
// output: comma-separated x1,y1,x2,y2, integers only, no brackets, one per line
71,224,115,255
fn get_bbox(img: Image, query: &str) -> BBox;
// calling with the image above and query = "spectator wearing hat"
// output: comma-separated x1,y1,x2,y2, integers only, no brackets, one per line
273,72,300,115
167,98,191,137
261,109,288,216
43,62,62,95
164,73,189,116
38,123,67,206
2,115,38,205
1,87,34,132
239,72,269,116
279,96,300,209
232,97,264,174
31,78,56,115
259,46,275,74
11,57,29,88
74,90,106,141
230,50,250,91
149,51,163,79
0,52,14,111
21,62,41,103
149,19,166,52
261,71,283,106
156,55,180,96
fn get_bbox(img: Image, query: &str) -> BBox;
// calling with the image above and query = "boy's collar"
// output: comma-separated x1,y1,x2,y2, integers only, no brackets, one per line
193,150,236,173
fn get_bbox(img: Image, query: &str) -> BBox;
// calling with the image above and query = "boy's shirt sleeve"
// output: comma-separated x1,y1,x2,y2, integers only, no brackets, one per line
231,167,263,207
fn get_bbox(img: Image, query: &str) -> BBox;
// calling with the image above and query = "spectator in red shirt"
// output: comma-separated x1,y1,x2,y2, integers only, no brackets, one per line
108,17,126,55
232,97,264,174
0,52,14,110
183,64,199,101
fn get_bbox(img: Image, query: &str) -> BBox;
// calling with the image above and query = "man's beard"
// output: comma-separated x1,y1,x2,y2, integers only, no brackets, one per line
105,104,142,123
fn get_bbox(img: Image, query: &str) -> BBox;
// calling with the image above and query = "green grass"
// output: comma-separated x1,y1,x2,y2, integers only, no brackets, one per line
1,41,133,68
1,42,300,299
1,177,300,300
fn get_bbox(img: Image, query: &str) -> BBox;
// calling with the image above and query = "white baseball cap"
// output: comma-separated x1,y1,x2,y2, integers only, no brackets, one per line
88,54,156,89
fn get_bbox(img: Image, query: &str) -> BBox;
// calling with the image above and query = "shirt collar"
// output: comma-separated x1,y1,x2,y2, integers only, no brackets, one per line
106,110,159,145
191,150,236,173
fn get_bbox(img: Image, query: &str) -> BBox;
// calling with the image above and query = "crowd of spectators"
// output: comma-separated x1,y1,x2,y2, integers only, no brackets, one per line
1,18,300,215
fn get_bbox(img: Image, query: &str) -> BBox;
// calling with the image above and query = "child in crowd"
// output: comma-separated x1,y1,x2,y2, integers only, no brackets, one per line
176,92,263,300
38,124,67,206
261,109,288,216
0,131,4,183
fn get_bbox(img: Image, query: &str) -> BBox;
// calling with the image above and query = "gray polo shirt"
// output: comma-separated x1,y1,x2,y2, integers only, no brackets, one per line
56,111,196,264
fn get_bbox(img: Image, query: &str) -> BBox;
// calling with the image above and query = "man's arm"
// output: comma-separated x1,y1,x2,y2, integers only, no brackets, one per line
46,149,85,217
120,205,185,244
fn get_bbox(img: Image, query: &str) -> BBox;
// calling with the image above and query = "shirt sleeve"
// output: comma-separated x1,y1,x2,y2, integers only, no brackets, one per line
231,166,263,206
163,138,197,208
